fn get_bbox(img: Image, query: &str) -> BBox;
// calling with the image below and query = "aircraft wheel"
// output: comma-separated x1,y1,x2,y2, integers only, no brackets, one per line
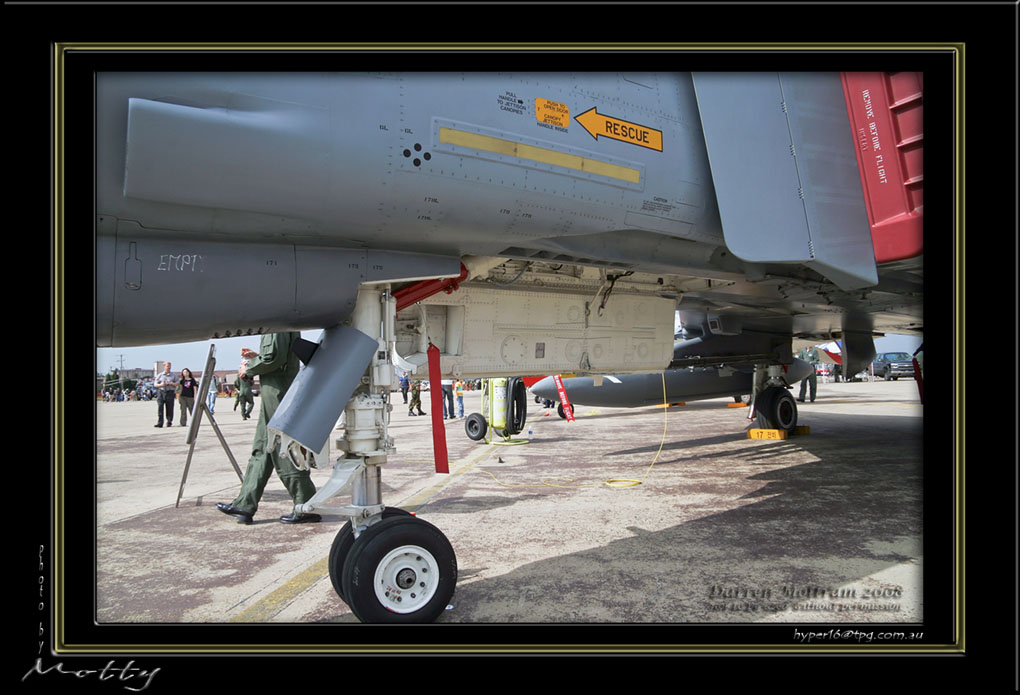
465,413,488,441
341,515,457,623
557,402,574,419
328,507,413,603
755,387,797,433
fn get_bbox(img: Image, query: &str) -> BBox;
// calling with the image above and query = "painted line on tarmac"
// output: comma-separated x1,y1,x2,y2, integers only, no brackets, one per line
399,443,499,510
230,558,330,622
228,443,499,622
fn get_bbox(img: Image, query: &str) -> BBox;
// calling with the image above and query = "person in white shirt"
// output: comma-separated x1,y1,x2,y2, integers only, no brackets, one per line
153,362,179,428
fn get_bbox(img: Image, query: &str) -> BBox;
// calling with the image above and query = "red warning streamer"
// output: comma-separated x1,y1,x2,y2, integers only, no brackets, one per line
427,343,450,473
553,374,575,422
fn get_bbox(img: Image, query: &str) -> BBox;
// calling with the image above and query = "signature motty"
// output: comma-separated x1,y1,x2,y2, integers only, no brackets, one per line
23,659,160,692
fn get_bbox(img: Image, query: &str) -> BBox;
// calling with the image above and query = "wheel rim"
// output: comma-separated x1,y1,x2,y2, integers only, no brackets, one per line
776,396,796,429
373,544,441,614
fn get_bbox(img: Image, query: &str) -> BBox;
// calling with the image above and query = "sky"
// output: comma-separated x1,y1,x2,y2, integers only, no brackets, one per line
97,330,324,376
97,329,921,376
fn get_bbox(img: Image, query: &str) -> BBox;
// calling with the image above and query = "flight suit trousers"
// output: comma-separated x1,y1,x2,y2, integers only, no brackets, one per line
239,395,254,419
231,417,315,517
798,372,817,402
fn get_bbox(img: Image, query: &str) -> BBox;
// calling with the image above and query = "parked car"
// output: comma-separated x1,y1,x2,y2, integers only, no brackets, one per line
871,352,915,380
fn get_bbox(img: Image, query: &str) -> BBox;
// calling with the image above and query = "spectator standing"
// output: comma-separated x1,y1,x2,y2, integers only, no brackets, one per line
441,378,455,419
455,379,465,418
399,371,410,404
153,362,179,428
178,368,198,427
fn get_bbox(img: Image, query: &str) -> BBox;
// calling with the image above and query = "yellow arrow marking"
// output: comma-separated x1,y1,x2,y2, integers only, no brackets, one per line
574,108,663,152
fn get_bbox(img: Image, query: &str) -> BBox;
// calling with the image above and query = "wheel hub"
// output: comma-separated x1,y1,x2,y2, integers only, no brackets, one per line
395,567,417,590
375,545,439,613
777,400,795,428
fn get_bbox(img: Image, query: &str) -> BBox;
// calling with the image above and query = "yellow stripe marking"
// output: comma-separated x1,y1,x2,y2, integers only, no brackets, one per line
439,127,640,184
230,558,329,622
229,443,500,622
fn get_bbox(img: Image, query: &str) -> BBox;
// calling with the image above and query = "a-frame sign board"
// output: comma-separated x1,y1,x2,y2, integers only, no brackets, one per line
176,344,244,507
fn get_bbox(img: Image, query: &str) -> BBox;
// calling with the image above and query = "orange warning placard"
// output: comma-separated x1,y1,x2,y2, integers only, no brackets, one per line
536,98,570,128
575,107,663,152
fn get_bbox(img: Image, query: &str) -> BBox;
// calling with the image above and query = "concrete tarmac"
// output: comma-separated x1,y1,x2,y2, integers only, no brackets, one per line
96,378,924,625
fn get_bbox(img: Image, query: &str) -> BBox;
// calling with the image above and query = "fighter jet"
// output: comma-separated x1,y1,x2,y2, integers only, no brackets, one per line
95,71,923,622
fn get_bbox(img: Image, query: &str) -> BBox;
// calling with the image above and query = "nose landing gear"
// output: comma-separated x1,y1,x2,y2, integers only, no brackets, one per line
754,386,798,433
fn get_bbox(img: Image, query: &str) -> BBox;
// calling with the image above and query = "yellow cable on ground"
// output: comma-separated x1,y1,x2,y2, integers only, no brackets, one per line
604,371,668,487
491,438,529,447
476,373,669,490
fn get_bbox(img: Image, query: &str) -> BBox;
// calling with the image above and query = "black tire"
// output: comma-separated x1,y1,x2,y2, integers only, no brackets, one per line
464,413,488,441
557,402,574,419
341,515,457,623
753,387,776,429
884,369,892,381
755,386,798,433
328,507,413,603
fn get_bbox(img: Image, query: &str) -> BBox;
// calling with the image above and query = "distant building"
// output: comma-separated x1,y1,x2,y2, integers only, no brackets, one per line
119,367,155,381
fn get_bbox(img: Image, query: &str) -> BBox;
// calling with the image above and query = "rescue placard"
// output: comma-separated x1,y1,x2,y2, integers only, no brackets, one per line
536,98,570,128
575,107,663,152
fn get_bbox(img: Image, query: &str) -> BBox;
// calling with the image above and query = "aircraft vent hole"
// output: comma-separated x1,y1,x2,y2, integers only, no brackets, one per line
403,144,431,167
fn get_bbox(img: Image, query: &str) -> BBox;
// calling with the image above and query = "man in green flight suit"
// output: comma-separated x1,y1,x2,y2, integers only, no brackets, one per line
216,332,320,525
233,373,255,420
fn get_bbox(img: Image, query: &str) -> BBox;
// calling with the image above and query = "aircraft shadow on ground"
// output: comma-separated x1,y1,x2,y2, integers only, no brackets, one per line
416,409,924,622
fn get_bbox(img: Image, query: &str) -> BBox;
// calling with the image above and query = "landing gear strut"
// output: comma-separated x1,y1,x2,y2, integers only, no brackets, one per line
294,286,458,622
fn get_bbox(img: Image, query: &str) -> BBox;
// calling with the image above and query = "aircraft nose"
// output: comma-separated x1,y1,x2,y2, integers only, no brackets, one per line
530,376,556,400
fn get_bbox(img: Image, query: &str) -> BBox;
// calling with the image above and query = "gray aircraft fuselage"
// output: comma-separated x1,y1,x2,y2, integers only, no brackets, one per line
96,72,921,377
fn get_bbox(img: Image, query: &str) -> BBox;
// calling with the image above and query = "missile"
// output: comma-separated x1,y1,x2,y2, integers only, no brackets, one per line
530,359,814,409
